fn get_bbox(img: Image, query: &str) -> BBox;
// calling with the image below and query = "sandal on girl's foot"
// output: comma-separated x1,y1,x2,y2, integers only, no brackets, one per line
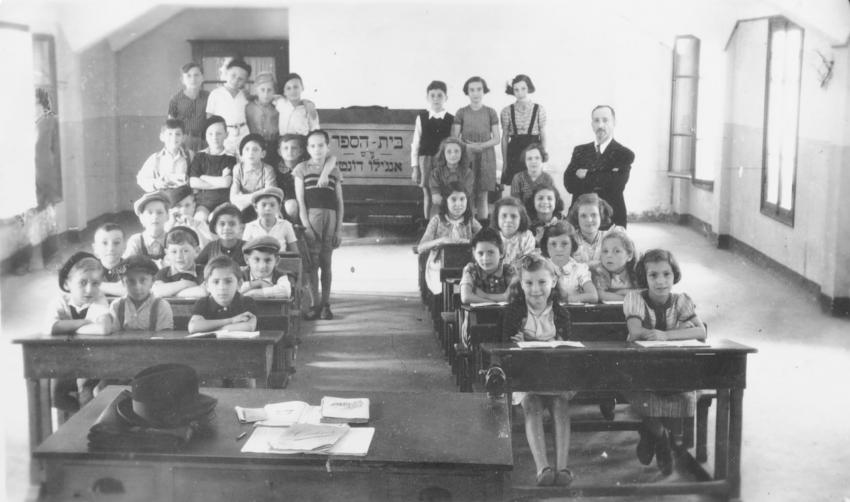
536,466,555,486
554,468,574,486
655,429,673,476
636,423,656,465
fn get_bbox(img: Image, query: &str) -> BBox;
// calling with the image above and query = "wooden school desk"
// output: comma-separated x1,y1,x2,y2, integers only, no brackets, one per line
481,339,756,501
34,387,513,502
14,330,288,459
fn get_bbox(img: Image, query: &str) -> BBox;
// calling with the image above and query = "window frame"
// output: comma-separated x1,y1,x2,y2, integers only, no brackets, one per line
760,17,803,227
667,35,709,189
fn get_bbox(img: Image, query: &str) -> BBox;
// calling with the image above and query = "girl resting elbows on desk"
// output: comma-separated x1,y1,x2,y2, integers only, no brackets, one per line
624,249,706,476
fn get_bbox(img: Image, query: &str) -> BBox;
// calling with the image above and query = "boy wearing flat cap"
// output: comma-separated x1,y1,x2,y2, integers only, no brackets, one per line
241,186,297,251
124,191,170,266
165,185,212,248
109,255,174,331
241,236,292,298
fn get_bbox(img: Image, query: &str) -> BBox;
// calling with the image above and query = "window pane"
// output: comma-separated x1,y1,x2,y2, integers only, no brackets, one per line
674,37,699,77
670,135,694,175
671,78,697,134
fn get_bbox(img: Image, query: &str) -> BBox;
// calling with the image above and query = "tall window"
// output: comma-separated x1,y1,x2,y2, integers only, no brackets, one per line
668,36,701,181
761,18,803,225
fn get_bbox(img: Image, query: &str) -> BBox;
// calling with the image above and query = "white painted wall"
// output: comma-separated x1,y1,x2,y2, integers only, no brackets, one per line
289,3,673,217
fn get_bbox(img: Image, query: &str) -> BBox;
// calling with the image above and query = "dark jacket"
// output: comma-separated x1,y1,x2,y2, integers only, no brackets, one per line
501,299,571,342
564,139,635,227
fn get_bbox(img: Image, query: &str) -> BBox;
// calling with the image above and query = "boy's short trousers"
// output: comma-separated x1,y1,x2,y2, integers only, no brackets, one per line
304,208,338,257
417,155,435,188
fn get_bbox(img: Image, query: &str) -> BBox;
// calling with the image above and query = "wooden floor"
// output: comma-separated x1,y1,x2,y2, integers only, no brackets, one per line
3,223,850,501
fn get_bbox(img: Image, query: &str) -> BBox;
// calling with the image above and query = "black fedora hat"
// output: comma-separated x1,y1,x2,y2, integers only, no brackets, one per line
116,363,217,428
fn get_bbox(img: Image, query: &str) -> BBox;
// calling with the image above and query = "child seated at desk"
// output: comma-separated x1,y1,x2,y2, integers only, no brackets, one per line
240,236,292,298
500,254,574,486
188,256,257,334
166,185,212,247
540,221,598,303
109,255,173,331
418,182,481,296
92,222,127,297
241,186,297,251
624,249,706,476
152,226,206,298
492,196,535,266
591,228,638,302
124,191,170,266
49,252,114,412
460,227,516,304
197,203,246,267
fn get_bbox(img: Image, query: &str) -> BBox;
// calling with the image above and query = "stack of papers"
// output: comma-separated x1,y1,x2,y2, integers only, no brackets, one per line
635,340,708,348
320,397,370,424
516,340,585,348
267,423,350,453
236,401,320,427
242,425,375,456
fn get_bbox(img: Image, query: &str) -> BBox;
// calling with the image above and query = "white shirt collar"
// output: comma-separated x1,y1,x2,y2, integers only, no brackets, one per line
596,137,613,154
428,110,447,120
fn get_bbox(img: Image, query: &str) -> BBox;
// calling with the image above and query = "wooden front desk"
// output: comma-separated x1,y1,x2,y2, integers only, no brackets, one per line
14,330,288,460
482,339,756,501
34,387,512,502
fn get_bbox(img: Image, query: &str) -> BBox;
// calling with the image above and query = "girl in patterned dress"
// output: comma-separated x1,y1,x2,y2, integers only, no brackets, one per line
624,249,706,475
526,184,565,243
452,76,501,222
541,221,599,304
567,192,622,266
491,197,535,266
590,228,639,301
417,182,482,295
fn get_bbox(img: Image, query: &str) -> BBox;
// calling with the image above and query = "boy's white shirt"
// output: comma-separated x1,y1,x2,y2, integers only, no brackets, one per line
274,98,319,136
136,148,190,191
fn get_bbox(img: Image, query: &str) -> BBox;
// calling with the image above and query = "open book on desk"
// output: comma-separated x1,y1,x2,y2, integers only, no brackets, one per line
634,340,709,348
516,340,585,349
468,301,508,308
186,330,260,339
241,424,375,456
321,396,370,424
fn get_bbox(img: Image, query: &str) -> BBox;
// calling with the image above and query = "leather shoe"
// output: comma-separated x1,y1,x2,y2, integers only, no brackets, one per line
319,304,334,320
655,428,673,476
636,423,655,465
554,468,574,486
536,466,555,486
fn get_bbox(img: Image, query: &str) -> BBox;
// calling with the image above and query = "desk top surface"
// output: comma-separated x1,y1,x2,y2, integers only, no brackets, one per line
481,339,757,355
13,330,286,346
35,387,513,470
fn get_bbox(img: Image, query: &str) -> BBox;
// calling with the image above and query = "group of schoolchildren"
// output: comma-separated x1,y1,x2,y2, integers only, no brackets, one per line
48,63,707,487
415,75,707,486
48,59,343,412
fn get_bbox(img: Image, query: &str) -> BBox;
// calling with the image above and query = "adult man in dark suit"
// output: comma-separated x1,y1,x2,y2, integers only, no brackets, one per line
564,105,635,227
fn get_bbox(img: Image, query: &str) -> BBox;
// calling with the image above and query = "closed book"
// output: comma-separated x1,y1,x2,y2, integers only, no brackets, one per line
320,396,370,424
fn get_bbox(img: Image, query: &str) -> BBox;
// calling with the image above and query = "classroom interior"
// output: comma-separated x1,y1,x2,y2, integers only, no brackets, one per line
1,1,849,501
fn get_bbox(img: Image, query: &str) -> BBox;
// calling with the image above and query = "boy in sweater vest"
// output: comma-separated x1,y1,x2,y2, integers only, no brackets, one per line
410,80,454,220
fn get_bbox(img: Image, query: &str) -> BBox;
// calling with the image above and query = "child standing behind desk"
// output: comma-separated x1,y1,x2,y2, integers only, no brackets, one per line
411,80,454,220
240,236,292,299
501,254,574,487
124,191,170,266
188,256,257,334
168,62,209,153
152,226,206,298
206,58,251,156
109,255,173,331
197,203,247,267
624,249,706,476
